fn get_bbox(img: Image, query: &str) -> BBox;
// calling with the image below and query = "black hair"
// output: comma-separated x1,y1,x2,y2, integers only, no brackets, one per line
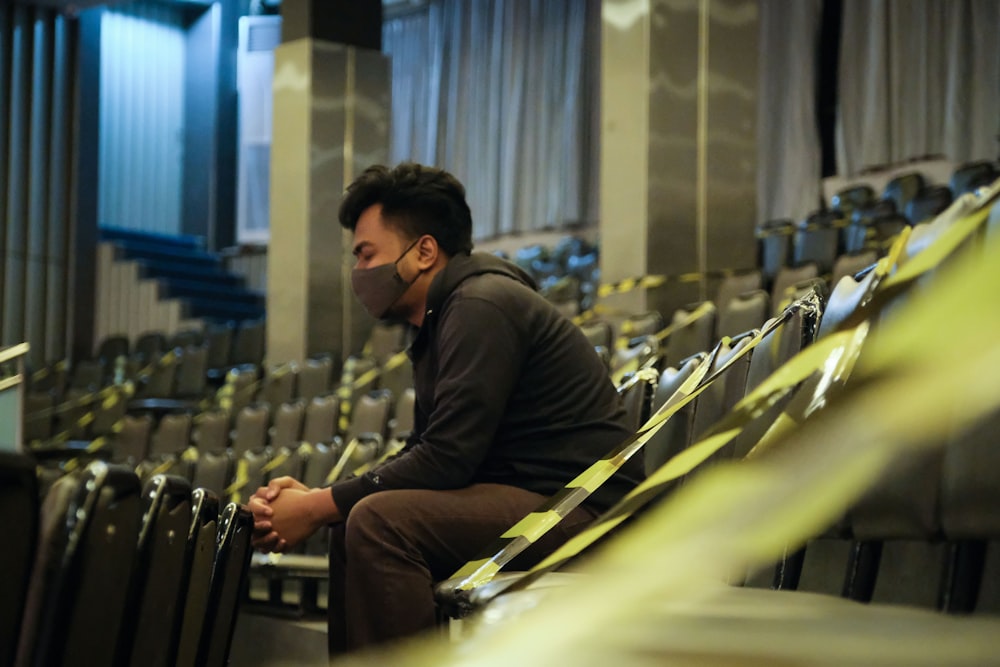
338,162,474,256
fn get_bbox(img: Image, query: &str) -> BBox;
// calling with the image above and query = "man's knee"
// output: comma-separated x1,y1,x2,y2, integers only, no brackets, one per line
344,492,397,551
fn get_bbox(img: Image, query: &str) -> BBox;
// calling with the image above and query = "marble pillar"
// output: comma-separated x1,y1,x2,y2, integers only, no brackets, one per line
600,0,759,321
267,41,389,364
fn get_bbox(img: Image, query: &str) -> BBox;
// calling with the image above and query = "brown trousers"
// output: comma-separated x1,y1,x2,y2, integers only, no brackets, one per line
326,483,599,654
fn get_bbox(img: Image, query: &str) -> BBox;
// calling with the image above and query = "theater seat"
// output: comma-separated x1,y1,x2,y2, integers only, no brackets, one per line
1,451,38,667
173,488,220,667
717,289,769,340
196,503,254,667
16,462,143,666
302,394,339,445
116,474,193,666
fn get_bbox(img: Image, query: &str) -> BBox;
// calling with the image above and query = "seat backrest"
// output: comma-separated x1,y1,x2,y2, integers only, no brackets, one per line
756,218,794,283
579,319,614,349
618,368,659,433
89,387,128,439
1,451,39,667
133,331,169,367
16,462,142,667
817,270,877,340
831,184,875,213
296,356,334,401
302,394,339,445
149,412,193,459
770,263,820,315
346,389,394,443
264,444,306,481
205,323,235,370
690,334,756,441
717,289,769,340
96,334,130,367
610,335,659,384
366,322,407,366
334,433,384,481
69,359,104,392
269,400,306,450
843,199,898,253
112,413,154,465
196,503,254,667
173,488,220,667
644,354,705,477
831,250,878,286
231,403,270,457
236,449,271,504
175,344,209,399
713,271,762,319
191,450,232,498
257,362,297,408
618,310,665,343
870,212,911,248
169,327,204,350
664,301,716,365
746,290,823,393
24,390,55,442
379,356,414,405
950,160,998,196
905,184,954,225
192,409,230,454
793,211,841,274
883,171,926,212
134,350,179,400
117,474,193,667
347,356,379,404
224,364,260,418
230,319,266,367
390,387,416,441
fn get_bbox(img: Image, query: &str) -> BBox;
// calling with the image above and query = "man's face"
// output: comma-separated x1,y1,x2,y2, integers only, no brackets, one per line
351,203,409,270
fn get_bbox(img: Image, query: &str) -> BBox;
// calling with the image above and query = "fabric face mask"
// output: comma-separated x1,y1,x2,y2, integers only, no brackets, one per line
350,238,421,319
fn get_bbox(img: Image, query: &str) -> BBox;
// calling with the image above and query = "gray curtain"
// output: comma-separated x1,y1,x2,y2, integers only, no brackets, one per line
0,5,76,365
382,0,601,240
757,0,824,224
836,0,1000,176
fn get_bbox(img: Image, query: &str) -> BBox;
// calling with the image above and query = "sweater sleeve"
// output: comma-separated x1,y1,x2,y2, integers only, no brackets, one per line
330,295,525,517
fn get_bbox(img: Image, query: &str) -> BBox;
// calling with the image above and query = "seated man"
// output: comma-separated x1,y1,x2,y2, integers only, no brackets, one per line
249,162,642,653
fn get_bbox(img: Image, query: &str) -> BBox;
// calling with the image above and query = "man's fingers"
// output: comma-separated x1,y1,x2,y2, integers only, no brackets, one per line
247,497,273,517
265,476,308,500
253,519,273,534
252,530,281,552
265,477,292,500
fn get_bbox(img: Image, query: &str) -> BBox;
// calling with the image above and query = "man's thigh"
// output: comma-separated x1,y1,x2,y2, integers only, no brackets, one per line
347,483,597,581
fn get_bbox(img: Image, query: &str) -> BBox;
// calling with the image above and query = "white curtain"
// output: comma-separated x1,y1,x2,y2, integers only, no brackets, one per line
836,0,1000,176
756,0,824,224
382,0,601,240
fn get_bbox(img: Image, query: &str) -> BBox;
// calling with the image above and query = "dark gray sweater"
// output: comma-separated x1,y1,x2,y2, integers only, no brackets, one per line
331,252,642,516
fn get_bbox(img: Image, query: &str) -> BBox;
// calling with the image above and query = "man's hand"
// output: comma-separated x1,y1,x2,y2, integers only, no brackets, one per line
250,476,310,552
262,488,329,551
249,480,342,552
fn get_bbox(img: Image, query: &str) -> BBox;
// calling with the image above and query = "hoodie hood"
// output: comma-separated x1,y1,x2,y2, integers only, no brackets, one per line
425,252,538,317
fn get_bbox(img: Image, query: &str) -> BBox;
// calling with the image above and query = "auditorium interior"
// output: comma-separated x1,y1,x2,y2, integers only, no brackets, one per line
2,0,1000,665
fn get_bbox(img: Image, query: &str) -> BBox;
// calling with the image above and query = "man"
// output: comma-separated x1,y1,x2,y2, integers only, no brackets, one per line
249,162,642,653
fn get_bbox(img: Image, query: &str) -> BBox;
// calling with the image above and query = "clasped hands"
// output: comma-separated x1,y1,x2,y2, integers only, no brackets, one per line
248,476,340,553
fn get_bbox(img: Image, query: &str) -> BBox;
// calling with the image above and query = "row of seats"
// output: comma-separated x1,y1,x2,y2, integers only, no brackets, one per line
29,318,266,403
2,454,253,667
432,177,1000,649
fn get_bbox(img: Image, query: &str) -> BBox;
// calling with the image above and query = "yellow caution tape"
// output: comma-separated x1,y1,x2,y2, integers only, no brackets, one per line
352,437,407,477
326,438,359,485
225,457,251,503
261,451,291,475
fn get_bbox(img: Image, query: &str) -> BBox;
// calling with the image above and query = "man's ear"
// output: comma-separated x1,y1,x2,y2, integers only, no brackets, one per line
415,234,440,269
